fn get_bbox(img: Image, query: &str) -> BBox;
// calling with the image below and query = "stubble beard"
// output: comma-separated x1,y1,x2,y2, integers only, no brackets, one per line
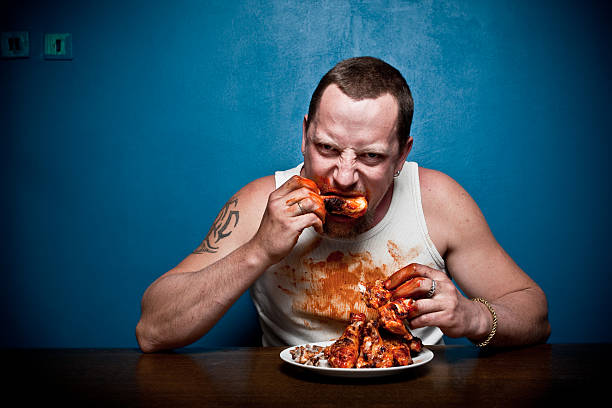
322,204,376,239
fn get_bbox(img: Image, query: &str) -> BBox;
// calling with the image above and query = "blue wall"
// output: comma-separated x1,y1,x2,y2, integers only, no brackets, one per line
1,0,610,348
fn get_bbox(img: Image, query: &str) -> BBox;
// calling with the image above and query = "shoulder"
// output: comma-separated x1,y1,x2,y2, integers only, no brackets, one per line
418,167,472,208
227,175,276,226
236,175,276,203
418,167,488,255
169,175,276,274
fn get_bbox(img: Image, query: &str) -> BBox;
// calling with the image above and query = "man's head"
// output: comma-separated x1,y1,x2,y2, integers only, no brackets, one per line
305,56,414,151
301,57,415,238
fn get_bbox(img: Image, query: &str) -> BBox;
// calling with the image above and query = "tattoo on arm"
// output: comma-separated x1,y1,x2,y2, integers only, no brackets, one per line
194,197,240,254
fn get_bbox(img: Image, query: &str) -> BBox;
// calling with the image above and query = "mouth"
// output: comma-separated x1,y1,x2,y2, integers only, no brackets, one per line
321,194,368,219
320,189,366,199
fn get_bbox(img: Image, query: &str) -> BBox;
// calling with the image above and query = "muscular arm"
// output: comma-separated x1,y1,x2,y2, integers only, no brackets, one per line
136,175,325,352
136,240,270,352
420,168,550,346
135,178,274,352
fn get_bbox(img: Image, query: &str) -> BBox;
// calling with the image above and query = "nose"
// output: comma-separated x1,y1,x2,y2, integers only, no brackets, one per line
332,156,358,191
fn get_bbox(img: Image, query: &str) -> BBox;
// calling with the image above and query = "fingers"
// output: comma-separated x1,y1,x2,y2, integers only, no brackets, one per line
253,176,327,264
272,177,325,233
295,212,324,234
384,263,440,287
406,296,460,332
278,176,326,224
393,277,431,299
407,309,446,330
285,190,326,221
382,263,472,337
294,200,325,234
384,263,419,290
276,175,320,196
384,263,445,299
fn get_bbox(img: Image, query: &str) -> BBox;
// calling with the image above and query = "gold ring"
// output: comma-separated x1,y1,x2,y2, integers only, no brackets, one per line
297,201,305,215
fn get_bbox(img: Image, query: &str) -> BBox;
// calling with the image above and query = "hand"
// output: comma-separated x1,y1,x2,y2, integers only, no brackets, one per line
250,175,325,265
384,263,490,340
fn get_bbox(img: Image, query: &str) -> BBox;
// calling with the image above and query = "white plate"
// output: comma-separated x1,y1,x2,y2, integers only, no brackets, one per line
280,340,434,378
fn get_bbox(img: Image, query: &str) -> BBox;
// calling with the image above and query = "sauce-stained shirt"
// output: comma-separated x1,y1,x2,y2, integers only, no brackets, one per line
250,162,446,346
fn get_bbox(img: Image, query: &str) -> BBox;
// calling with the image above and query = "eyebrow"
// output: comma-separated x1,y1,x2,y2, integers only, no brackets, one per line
309,133,339,148
310,132,389,154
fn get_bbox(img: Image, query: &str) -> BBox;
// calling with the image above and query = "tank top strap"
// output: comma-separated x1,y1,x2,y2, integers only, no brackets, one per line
274,163,303,188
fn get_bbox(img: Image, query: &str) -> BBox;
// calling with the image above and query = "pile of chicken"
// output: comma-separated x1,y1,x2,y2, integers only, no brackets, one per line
291,280,423,369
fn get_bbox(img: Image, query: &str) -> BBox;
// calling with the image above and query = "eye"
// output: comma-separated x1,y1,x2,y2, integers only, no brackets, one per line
317,143,337,155
360,152,384,163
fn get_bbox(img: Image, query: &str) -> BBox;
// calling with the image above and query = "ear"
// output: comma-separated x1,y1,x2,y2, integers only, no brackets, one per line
395,136,413,173
301,114,308,155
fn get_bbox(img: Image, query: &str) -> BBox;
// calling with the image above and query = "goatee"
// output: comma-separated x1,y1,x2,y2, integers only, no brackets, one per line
323,209,376,238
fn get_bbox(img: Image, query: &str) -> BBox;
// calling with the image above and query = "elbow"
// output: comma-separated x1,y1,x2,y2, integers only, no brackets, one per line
135,318,200,353
531,316,551,345
534,287,552,344
537,310,552,344
135,320,163,353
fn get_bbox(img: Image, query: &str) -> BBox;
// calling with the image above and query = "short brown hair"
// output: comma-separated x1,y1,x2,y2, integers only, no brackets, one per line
306,57,414,148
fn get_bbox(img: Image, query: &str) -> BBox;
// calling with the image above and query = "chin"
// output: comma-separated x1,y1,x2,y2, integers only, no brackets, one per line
323,212,374,238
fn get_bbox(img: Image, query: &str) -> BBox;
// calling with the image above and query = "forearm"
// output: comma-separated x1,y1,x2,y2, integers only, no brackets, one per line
136,240,271,352
470,286,551,347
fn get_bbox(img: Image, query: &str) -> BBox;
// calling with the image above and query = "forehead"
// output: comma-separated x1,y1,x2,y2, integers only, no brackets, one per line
310,85,399,150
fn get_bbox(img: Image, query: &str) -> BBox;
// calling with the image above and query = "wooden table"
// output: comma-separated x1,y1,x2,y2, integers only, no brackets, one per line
4,344,608,407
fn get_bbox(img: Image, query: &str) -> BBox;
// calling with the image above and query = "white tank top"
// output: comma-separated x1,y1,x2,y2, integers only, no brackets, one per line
250,162,446,346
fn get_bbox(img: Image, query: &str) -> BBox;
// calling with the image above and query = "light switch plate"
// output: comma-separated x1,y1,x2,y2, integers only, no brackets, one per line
1,31,30,58
44,33,73,60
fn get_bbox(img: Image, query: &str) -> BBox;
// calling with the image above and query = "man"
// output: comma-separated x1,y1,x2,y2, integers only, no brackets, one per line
135,57,550,352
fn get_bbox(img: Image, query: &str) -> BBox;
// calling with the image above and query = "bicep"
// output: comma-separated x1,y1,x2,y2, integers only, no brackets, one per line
169,196,249,275
162,176,274,277
426,171,537,300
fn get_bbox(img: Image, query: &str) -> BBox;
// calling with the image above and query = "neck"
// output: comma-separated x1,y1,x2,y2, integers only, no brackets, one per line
368,180,394,228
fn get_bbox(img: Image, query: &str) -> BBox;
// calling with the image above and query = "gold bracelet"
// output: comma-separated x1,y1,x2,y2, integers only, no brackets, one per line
471,297,497,347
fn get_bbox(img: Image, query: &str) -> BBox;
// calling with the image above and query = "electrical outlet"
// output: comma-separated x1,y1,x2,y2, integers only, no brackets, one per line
44,33,73,60
1,31,30,58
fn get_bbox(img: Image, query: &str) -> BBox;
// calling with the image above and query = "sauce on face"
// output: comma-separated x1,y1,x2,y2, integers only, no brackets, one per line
314,176,371,201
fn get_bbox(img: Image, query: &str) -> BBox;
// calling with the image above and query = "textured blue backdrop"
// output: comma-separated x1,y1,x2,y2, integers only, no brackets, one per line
1,0,610,348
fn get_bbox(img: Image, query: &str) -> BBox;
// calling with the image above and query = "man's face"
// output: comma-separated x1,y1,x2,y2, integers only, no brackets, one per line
301,84,412,238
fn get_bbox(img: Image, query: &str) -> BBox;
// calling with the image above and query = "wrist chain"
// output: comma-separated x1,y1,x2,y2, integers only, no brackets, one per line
471,297,497,347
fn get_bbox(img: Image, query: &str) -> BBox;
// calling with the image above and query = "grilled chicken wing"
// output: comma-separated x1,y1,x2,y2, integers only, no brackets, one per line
356,320,394,368
381,335,413,366
322,195,368,218
292,278,425,369
327,312,366,368
363,280,418,341
363,279,392,309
